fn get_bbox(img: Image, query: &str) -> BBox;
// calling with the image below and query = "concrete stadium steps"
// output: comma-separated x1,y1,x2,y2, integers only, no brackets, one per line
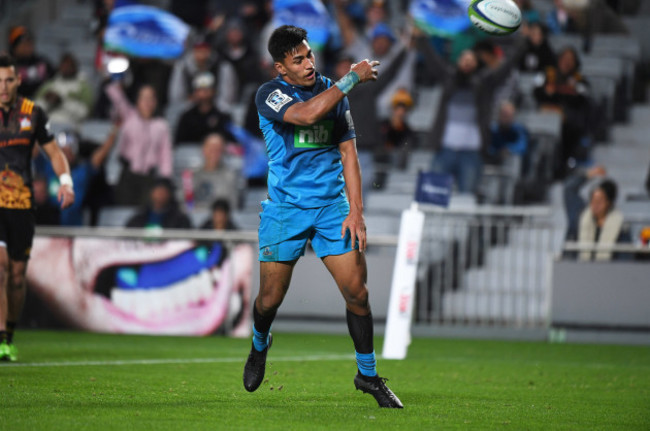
442,290,547,323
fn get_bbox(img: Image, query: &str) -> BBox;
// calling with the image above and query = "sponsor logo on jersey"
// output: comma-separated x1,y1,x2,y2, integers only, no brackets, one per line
19,117,32,132
294,120,333,148
265,89,293,112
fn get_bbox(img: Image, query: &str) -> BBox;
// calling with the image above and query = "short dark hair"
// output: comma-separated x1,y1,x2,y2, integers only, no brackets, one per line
0,54,16,68
268,25,308,62
597,179,618,206
211,198,231,214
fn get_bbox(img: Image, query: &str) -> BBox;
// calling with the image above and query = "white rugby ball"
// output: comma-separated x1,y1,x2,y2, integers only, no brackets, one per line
468,0,522,36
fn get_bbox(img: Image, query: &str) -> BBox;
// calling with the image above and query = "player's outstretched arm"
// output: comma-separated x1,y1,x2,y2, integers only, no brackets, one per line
282,60,380,127
40,139,75,209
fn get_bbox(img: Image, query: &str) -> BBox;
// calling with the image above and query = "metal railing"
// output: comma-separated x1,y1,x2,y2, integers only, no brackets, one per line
414,205,559,328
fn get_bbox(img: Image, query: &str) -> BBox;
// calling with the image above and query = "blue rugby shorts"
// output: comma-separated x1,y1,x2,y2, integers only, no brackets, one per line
258,199,357,262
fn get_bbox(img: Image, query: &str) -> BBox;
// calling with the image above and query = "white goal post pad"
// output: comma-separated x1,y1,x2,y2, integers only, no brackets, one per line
382,203,425,360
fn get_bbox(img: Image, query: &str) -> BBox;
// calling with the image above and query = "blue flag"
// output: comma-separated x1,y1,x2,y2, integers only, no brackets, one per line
104,5,190,59
272,0,331,51
415,171,453,207
409,0,472,37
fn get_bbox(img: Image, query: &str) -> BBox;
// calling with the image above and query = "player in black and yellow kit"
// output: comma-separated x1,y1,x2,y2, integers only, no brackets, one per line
0,54,74,361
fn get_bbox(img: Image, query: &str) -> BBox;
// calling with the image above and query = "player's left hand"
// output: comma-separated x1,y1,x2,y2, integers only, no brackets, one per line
58,184,75,209
342,211,367,253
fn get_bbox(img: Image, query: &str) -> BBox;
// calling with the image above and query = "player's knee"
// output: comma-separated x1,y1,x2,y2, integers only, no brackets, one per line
9,267,26,291
257,293,282,315
345,285,369,309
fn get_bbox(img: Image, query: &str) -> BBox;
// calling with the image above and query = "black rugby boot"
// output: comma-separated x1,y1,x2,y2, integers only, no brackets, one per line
354,372,403,408
243,334,272,392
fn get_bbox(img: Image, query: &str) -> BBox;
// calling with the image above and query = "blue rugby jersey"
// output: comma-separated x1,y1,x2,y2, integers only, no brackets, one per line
255,72,356,209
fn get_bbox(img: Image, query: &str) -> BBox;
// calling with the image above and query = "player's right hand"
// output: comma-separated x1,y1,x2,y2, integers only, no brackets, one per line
351,59,380,83
58,184,75,209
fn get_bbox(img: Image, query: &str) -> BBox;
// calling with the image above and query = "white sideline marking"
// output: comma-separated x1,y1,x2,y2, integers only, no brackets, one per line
1,354,355,368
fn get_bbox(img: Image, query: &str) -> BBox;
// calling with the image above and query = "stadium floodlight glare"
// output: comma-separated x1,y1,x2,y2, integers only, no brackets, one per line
107,57,129,74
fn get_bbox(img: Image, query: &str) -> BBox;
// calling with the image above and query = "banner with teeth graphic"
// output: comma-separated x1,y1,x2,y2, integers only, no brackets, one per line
25,237,253,337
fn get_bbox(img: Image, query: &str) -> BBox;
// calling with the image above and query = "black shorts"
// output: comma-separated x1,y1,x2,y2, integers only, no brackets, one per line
0,208,35,261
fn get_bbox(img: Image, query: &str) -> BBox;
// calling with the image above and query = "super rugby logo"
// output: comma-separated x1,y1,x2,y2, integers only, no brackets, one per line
294,120,333,148
265,89,293,112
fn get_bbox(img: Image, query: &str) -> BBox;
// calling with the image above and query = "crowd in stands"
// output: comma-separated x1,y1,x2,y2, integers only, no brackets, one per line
4,0,648,255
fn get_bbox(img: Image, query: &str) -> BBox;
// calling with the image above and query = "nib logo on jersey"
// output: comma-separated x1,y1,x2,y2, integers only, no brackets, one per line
294,120,333,148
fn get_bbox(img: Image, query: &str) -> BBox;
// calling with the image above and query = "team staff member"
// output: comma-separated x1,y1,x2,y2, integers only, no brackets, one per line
242,26,402,408
0,54,75,361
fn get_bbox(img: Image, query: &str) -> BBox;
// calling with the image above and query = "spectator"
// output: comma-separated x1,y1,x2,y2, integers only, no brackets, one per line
105,80,173,205
534,46,592,179
184,133,242,211
489,101,529,168
513,0,541,24
214,18,264,104
8,26,54,98
33,127,118,226
546,0,627,37
201,198,238,231
174,72,234,145
519,22,557,73
563,165,630,261
167,38,237,115
334,1,416,119
126,178,191,229
34,53,93,127
379,88,414,171
32,176,60,225
414,26,527,195
487,101,529,204
333,46,408,194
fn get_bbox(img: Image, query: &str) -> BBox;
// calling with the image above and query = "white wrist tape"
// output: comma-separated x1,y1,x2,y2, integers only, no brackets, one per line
59,173,74,188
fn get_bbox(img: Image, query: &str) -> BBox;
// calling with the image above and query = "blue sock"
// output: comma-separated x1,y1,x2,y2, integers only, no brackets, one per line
355,351,377,377
252,325,270,352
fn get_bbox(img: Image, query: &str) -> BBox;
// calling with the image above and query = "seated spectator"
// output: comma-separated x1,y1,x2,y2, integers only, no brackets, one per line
214,18,263,104
174,72,234,145
8,26,54,98
546,0,579,35
32,175,60,225
534,46,592,179
379,88,414,170
184,133,241,211
563,165,630,261
200,199,238,231
35,52,93,127
126,178,191,229
105,80,173,205
167,38,237,115
486,101,529,204
489,101,529,173
33,127,118,226
519,22,557,73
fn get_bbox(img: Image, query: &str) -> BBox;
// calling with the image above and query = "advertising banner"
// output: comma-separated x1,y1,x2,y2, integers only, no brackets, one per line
25,236,253,337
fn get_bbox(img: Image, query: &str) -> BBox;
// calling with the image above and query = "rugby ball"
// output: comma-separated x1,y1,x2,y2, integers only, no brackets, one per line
468,0,522,36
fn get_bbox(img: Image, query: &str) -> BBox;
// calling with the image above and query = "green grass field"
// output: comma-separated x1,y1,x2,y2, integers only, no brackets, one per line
0,330,648,431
